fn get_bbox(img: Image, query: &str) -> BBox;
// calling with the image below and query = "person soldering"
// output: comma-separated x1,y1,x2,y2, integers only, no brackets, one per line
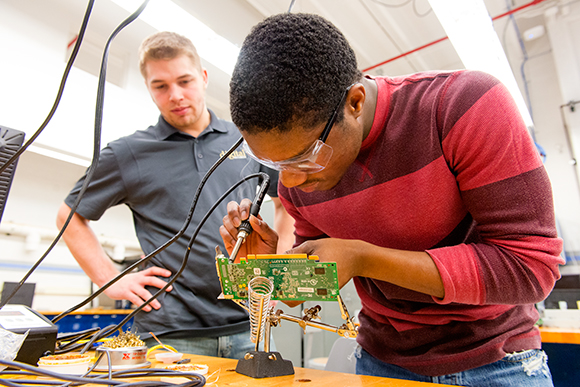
220,13,564,386
57,31,294,358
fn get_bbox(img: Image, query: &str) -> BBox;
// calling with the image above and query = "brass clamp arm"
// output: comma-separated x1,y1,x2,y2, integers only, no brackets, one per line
270,305,358,338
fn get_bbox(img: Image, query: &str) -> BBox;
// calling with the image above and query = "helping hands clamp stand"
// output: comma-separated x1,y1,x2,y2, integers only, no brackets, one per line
215,247,358,378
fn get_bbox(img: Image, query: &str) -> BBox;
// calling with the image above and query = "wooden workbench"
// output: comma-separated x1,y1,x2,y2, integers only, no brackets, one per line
4,352,436,386
156,353,437,386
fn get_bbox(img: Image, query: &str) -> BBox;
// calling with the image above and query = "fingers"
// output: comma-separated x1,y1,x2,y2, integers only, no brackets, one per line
131,275,172,311
287,241,314,256
225,199,253,229
132,287,160,311
248,215,277,243
223,202,242,245
131,268,174,311
219,225,235,253
140,267,173,291
141,266,172,278
282,300,305,308
239,198,253,222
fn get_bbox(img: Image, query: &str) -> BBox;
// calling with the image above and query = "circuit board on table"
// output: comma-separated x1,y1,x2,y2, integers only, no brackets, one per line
215,253,339,301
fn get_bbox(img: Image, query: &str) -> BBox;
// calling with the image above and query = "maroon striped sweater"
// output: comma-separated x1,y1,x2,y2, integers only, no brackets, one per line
279,70,564,376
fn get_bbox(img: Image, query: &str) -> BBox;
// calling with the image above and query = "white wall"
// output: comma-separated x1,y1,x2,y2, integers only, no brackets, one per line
542,3,580,268
2,0,579,373
0,1,152,311
497,2,580,272
2,0,580,369
0,151,142,312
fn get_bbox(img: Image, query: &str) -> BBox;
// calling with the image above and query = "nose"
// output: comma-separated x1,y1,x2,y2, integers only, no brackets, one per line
280,170,308,188
168,84,183,102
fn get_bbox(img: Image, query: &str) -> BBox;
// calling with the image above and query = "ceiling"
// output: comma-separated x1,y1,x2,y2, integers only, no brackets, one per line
13,0,560,120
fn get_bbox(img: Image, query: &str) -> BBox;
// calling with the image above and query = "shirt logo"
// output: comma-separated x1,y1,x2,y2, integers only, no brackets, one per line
220,149,247,160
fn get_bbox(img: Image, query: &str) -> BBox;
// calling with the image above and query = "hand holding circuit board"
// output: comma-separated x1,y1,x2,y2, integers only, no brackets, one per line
219,196,353,298
216,253,340,302
218,199,358,343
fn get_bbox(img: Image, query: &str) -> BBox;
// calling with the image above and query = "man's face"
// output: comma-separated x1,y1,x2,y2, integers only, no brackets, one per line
144,55,208,133
243,116,363,192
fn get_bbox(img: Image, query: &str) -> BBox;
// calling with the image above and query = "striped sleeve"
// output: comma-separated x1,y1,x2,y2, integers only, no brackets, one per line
427,71,564,305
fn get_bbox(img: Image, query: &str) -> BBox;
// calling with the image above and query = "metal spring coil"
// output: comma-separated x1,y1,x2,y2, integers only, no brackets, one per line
247,276,273,344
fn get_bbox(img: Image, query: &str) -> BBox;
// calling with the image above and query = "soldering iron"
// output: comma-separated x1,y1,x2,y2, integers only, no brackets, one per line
229,173,270,263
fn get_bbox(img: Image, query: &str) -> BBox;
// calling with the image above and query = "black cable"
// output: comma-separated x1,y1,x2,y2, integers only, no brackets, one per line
78,170,266,354
0,0,151,309
0,0,266,369
57,327,101,342
55,328,101,353
0,360,205,386
0,0,93,308
52,136,243,325
0,0,94,177
57,324,117,354
56,352,105,387
79,325,118,354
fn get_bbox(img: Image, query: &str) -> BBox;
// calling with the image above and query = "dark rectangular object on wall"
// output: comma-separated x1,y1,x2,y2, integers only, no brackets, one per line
0,125,25,224
1,282,36,307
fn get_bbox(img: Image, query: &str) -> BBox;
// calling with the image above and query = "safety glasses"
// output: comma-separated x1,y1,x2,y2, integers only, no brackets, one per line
242,83,357,173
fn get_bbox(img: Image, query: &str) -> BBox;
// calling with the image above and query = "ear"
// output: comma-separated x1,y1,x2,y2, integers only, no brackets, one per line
346,83,366,120
202,68,209,89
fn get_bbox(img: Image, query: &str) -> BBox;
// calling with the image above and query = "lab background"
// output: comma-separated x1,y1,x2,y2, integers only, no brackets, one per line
1,0,579,371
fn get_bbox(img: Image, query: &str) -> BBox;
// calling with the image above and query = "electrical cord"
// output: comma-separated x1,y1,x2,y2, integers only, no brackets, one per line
75,170,266,355
0,0,266,378
0,0,93,308
0,0,151,309
0,0,93,177
54,327,101,353
48,137,257,356
55,325,117,354
51,135,244,331
0,359,205,387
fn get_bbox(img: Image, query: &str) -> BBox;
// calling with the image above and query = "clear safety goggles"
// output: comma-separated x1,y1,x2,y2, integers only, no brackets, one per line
242,139,333,173
242,83,358,174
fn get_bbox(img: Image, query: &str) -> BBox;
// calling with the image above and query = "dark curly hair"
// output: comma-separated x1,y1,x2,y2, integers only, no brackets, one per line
230,13,362,134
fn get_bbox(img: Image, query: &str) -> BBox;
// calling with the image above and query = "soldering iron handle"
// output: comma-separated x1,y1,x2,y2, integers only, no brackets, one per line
238,173,271,235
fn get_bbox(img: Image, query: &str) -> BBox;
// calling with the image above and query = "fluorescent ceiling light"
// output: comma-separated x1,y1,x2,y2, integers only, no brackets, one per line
427,0,534,128
111,0,240,75
28,144,91,167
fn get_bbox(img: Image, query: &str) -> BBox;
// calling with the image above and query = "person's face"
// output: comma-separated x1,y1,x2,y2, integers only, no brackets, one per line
242,85,366,192
144,55,208,133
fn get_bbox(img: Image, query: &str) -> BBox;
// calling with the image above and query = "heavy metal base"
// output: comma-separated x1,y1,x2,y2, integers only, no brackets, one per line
235,351,294,378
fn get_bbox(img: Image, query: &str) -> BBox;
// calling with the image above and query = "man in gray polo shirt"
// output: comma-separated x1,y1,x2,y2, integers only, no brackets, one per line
56,32,293,357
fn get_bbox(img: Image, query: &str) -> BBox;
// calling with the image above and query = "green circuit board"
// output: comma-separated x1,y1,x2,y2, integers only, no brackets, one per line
215,254,339,301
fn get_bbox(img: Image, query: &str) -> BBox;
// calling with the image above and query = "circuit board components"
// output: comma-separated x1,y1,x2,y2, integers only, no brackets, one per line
215,253,339,301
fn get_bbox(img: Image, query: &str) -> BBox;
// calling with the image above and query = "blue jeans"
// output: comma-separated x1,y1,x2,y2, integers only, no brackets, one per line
144,331,276,360
355,347,554,386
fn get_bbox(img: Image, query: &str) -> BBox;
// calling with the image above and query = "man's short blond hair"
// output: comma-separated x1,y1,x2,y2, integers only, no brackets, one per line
138,31,202,78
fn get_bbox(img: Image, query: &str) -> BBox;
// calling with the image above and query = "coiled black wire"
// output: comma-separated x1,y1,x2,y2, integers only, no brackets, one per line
0,0,151,309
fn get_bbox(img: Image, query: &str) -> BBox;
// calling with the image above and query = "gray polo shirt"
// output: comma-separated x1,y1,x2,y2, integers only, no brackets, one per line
65,110,278,339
